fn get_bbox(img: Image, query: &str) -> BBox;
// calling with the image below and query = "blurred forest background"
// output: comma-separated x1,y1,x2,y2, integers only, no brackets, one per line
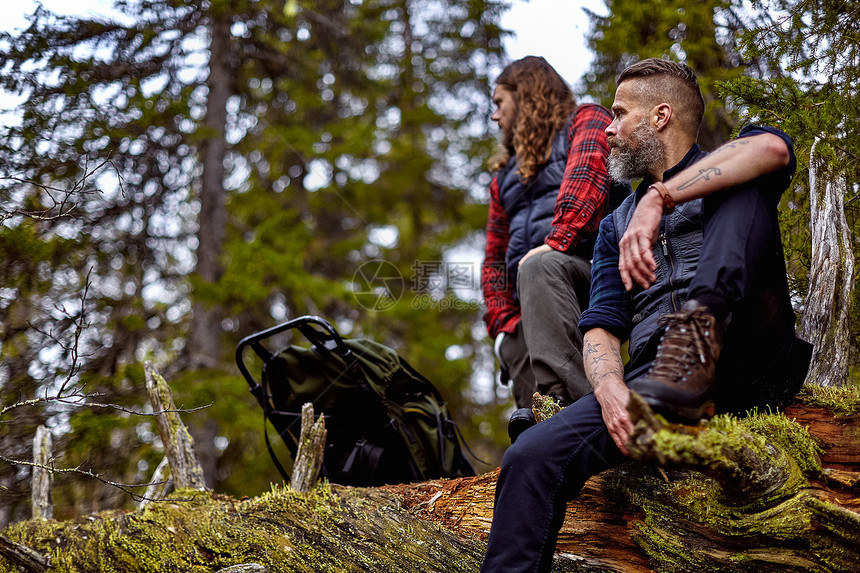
1,0,857,527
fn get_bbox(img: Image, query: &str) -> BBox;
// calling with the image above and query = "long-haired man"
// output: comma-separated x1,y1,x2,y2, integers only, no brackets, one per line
481,56,627,439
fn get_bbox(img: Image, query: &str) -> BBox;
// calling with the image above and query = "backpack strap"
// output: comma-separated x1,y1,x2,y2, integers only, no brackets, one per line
341,438,386,480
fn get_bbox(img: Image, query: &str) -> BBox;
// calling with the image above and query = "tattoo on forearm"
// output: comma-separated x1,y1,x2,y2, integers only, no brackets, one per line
676,167,722,190
674,139,750,191
584,341,624,391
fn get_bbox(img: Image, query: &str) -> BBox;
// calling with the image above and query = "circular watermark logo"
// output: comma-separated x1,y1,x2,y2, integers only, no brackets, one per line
352,260,404,311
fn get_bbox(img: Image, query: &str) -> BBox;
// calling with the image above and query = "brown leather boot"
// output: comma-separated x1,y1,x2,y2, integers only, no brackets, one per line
628,299,723,423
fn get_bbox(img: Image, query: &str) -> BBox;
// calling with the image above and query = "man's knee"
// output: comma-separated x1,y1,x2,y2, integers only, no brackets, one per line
519,249,589,289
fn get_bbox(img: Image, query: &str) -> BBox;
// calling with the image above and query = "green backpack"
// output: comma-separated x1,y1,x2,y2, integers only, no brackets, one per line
236,316,476,486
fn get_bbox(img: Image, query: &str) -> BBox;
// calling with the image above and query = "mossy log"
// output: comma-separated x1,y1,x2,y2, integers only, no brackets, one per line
1,387,858,573
0,483,487,573
390,386,860,572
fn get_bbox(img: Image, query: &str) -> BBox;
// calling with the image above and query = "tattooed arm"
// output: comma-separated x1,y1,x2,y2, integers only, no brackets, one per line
584,327,632,455
618,131,792,291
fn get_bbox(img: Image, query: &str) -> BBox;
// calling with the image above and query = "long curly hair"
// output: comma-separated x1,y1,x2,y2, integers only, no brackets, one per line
490,56,577,181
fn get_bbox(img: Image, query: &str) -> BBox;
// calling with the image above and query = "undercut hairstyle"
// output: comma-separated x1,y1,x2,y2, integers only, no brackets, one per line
617,58,705,139
490,56,577,181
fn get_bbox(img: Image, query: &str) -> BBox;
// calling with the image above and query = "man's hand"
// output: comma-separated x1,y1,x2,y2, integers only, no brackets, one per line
594,378,633,455
518,243,553,268
618,189,662,290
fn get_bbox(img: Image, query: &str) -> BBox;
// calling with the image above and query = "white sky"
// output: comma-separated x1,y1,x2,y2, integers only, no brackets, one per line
501,0,606,89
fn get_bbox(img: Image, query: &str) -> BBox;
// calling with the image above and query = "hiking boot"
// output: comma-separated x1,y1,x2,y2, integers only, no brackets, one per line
508,407,536,444
628,299,723,423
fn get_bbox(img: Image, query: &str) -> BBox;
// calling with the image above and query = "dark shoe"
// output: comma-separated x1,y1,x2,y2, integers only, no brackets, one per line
507,408,536,444
628,300,723,423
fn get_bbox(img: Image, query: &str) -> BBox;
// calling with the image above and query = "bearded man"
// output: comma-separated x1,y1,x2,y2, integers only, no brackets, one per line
481,58,812,572
481,56,627,439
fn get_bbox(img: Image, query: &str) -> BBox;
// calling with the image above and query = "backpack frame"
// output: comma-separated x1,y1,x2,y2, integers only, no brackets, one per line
236,315,476,486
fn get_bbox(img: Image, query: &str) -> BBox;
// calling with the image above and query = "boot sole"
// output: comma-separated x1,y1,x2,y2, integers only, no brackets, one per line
628,381,715,424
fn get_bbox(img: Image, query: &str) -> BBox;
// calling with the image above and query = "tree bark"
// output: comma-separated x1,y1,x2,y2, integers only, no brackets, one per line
290,403,327,493
138,456,174,510
800,139,855,387
187,3,232,369
30,426,52,520
0,534,49,573
144,362,207,491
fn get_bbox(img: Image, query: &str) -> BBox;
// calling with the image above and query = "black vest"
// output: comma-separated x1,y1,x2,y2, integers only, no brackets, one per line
497,120,572,290
612,147,708,368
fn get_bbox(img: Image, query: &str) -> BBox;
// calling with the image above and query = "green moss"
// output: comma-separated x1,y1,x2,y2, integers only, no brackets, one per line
619,409,855,572
0,484,485,573
799,384,860,417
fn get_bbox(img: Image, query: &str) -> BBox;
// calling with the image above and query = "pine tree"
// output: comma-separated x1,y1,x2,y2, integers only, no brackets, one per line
721,0,860,386
582,0,748,150
0,0,508,521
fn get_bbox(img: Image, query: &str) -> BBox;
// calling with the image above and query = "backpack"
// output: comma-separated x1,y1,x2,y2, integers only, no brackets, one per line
236,315,476,486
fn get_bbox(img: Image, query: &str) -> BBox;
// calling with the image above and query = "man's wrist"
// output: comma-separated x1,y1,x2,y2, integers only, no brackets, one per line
648,181,675,214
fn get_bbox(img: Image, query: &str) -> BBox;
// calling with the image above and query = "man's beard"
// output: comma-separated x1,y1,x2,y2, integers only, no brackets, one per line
501,124,516,157
607,120,666,183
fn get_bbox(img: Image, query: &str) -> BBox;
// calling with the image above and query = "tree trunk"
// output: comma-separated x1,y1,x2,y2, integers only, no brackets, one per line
187,4,232,369
800,139,855,387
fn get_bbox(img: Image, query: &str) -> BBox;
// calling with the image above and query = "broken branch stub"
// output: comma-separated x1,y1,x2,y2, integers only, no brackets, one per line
290,403,327,493
144,361,207,491
31,425,53,520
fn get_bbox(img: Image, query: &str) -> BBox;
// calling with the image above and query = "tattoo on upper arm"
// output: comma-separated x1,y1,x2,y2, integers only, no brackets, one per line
676,167,722,191
708,139,749,157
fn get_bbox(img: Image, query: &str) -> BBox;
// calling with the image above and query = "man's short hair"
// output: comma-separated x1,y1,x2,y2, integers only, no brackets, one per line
617,58,705,138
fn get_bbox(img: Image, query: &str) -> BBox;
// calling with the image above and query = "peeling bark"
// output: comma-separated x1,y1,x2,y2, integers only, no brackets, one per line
800,139,855,387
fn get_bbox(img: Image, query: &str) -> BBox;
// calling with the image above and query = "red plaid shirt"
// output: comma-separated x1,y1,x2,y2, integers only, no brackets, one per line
482,103,613,339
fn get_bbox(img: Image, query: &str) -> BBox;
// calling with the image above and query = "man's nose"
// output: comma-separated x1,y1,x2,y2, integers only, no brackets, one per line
605,119,616,137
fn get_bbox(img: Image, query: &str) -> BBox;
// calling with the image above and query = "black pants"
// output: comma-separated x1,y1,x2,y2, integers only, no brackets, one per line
482,185,811,572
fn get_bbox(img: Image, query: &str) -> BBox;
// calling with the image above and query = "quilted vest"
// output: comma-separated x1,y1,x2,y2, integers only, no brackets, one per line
497,119,572,290
611,149,708,362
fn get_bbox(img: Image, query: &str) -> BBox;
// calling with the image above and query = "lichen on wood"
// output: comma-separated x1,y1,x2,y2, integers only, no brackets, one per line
0,482,487,573
144,361,207,491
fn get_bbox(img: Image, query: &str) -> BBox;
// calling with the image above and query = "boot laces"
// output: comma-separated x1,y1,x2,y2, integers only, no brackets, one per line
650,306,717,383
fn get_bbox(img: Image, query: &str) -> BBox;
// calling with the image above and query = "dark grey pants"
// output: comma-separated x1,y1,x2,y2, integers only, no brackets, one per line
499,249,592,408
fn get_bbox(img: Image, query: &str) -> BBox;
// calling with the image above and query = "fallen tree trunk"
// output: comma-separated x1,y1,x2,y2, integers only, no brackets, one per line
1,387,858,572
389,385,860,572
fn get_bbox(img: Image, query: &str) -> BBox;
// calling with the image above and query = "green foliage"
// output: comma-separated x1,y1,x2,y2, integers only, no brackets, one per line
721,0,860,366
582,0,745,150
0,0,510,523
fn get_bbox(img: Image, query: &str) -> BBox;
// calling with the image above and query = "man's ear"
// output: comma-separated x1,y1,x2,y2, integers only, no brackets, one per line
651,103,672,131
